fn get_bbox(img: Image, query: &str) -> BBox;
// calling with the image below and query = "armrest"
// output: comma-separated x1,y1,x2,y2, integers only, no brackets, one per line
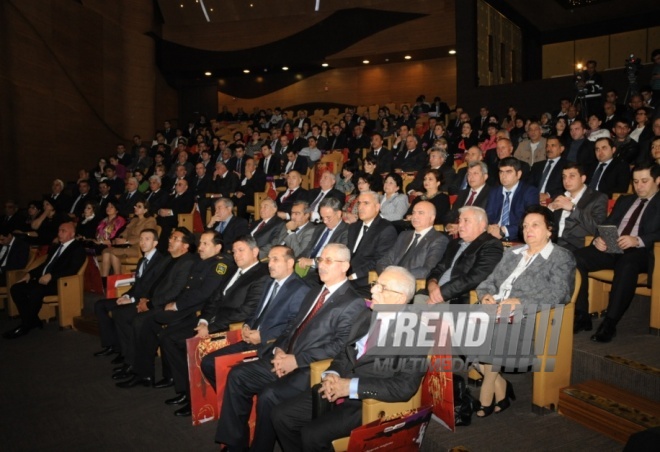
310,359,333,386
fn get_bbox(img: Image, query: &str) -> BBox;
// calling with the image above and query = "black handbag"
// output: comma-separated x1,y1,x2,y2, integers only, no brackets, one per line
454,374,479,426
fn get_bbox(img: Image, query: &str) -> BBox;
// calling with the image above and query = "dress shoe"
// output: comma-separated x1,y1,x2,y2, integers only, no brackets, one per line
112,370,134,380
116,376,155,388
573,313,593,334
2,325,31,340
591,318,617,343
165,393,188,405
110,354,124,365
93,346,118,357
154,377,174,389
113,364,132,373
174,402,191,417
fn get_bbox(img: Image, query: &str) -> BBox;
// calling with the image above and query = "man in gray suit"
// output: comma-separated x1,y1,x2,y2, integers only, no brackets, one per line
297,198,349,282
250,198,285,260
272,201,317,258
548,162,608,252
377,201,448,279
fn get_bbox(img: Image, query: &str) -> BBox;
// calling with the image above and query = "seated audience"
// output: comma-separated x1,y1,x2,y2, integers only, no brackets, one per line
272,201,317,258
306,171,345,222
586,137,632,198
0,227,30,286
379,172,409,222
249,198,284,259
342,173,377,224
446,162,491,233
530,136,569,203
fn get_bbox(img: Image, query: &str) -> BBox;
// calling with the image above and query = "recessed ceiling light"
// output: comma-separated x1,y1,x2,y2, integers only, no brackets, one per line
209,8,213,12
250,3,254,7
321,63,329,67
282,66,289,71
404,55,411,60
385,58,389,62
362,60,370,64
204,71,212,76
180,4,184,8
243,69,250,74
448,50,457,55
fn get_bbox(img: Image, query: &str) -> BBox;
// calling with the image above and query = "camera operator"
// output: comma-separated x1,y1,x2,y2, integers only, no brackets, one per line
577,60,603,117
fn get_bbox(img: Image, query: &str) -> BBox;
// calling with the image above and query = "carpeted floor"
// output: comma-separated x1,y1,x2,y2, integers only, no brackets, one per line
0,304,633,451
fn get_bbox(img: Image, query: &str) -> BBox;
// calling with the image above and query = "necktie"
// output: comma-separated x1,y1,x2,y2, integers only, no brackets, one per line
282,189,293,203
44,244,64,275
217,221,226,233
236,158,242,172
353,225,369,253
70,195,83,213
224,269,243,295
264,158,270,173
540,160,554,192
0,244,10,268
466,190,477,206
254,281,280,330
310,228,331,259
620,199,648,236
500,191,511,227
138,258,149,278
310,191,325,213
288,287,330,353
254,220,267,234
588,163,606,190
400,233,421,264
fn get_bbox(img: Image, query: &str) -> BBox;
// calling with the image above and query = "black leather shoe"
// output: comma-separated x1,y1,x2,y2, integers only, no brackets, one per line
174,402,191,417
110,354,124,365
112,370,134,380
591,319,617,343
3,325,31,340
113,364,132,373
93,346,118,357
165,393,188,405
573,313,593,334
154,378,174,389
116,376,155,388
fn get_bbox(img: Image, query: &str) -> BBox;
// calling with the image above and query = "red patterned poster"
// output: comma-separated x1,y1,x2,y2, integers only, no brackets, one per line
347,406,433,452
421,356,455,431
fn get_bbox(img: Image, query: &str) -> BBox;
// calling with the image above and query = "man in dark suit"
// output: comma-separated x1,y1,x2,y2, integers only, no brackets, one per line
103,165,125,198
328,124,348,151
530,136,569,203
282,149,309,176
258,143,281,177
272,266,427,450
393,135,426,173
117,230,235,388
4,222,85,339
377,200,448,279
296,198,349,284
214,243,367,450
366,132,393,173
272,201,318,258
289,127,308,154
586,137,632,198
425,206,503,304
294,110,312,131
49,179,72,213
573,162,660,342
346,125,370,162
548,163,608,252
68,179,92,220
0,228,30,286
156,178,195,253
232,158,267,220
250,198,285,260
347,191,398,296
227,145,249,179
159,235,270,415
306,171,345,222
207,198,249,251
209,161,240,201
144,175,168,215
611,119,641,164
1,200,25,233
565,119,597,168
117,177,144,218
445,161,491,230
110,228,197,380
450,146,483,194
277,171,308,219
406,147,455,194
199,245,310,389
486,157,540,241
96,180,113,217
191,162,212,202
310,125,328,151
93,228,168,358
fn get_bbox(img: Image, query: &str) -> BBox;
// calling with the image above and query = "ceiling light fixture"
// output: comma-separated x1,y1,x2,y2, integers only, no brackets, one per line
404,55,411,60
448,50,456,55
204,71,212,76
243,69,250,74
362,60,369,64
321,63,329,67
282,66,289,71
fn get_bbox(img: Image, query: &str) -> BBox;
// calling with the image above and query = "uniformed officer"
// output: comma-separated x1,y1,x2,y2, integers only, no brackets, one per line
118,230,236,388
159,234,270,416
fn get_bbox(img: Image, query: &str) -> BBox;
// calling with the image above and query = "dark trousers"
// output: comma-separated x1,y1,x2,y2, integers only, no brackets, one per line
215,359,310,450
200,341,255,389
272,388,362,452
574,245,650,322
158,317,198,393
112,304,143,366
94,297,121,349
10,280,57,327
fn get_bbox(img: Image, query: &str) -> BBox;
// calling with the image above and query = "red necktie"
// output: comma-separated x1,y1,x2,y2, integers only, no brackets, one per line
287,288,329,353
466,190,477,206
282,189,293,203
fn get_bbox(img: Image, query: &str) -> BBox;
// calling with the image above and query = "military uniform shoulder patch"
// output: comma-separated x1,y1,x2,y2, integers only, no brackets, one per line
216,263,228,275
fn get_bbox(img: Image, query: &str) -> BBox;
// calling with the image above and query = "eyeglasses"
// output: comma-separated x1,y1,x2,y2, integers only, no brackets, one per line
315,257,348,265
370,281,404,295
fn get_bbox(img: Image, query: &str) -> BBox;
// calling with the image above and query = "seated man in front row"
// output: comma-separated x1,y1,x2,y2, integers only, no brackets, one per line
573,162,660,342
214,243,367,451
422,206,503,305
5,222,85,339
272,266,427,451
